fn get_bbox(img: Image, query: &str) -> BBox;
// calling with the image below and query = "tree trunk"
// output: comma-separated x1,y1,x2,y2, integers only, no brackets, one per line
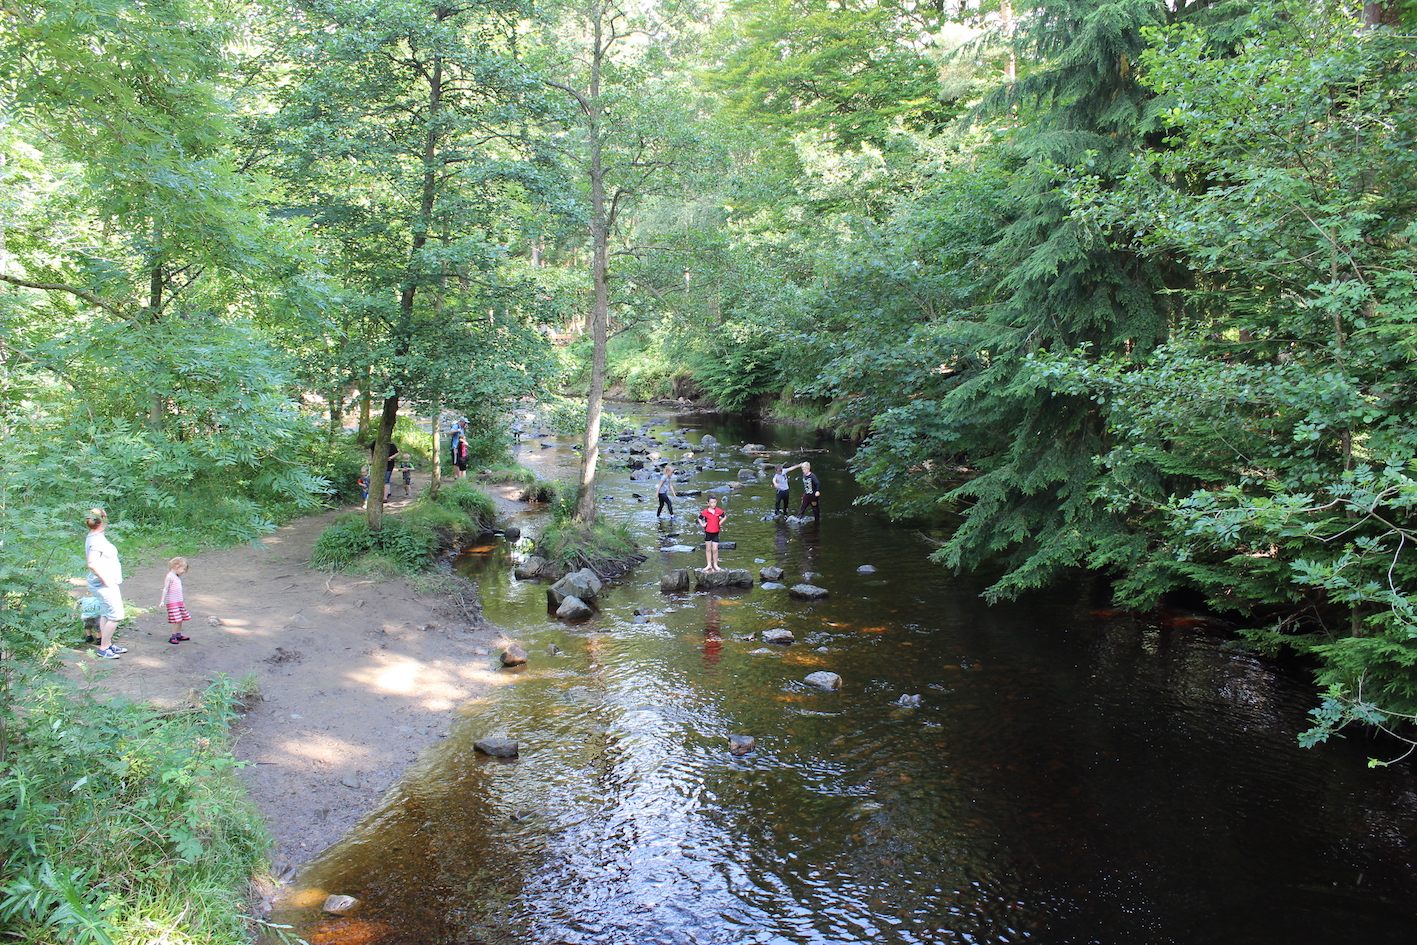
358,368,372,441
573,7,610,526
366,395,399,531
328,386,344,448
430,405,442,499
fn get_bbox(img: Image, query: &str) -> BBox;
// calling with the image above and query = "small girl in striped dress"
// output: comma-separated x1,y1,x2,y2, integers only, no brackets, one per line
161,557,192,644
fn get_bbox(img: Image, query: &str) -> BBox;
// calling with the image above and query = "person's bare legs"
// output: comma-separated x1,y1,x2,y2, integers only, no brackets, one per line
99,616,116,650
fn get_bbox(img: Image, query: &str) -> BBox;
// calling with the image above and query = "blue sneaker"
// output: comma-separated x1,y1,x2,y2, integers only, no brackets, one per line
95,647,121,659
110,645,129,654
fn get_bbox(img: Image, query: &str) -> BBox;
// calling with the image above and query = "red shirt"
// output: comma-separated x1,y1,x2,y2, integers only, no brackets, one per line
701,506,725,534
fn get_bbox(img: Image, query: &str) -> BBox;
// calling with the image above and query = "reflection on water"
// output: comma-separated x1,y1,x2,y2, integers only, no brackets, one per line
276,410,1417,945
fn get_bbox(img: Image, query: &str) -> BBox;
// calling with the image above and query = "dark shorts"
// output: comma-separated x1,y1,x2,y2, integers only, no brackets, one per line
455,456,468,470
704,532,722,544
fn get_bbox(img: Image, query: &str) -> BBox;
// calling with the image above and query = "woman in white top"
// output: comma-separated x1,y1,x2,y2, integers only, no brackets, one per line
84,508,126,659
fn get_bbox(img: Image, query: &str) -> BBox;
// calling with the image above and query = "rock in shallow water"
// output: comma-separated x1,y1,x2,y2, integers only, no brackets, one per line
323,894,360,916
804,671,842,690
788,584,829,601
474,737,520,758
728,734,756,755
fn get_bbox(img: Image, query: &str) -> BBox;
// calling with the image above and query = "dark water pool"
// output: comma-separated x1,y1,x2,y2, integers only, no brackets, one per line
274,409,1417,945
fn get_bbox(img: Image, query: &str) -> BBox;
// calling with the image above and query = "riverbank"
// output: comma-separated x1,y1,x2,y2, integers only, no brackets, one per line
61,474,532,895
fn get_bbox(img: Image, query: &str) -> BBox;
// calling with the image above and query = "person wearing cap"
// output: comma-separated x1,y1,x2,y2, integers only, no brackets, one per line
450,418,468,479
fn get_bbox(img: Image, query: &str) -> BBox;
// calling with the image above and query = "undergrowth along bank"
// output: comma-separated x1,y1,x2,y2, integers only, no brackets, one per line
532,494,645,579
0,676,271,945
311,479,500,572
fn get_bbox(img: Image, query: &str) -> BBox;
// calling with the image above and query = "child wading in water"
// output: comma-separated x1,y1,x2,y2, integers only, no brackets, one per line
161,557,192,644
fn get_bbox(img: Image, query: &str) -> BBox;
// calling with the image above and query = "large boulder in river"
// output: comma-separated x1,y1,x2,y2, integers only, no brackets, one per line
555,596,594,621
695,569,753,590
789,584,829,601
760,566,784,582
660,569,693,593
547,568,602,610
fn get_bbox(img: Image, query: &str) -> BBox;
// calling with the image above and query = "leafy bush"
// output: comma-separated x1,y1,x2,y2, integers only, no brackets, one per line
0,677,268,945
688,326,785,414
308,514,379,569
430,481,498,533
311,489,496,573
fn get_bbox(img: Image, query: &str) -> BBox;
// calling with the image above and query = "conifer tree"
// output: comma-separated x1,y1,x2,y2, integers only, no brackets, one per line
855,0,1247,600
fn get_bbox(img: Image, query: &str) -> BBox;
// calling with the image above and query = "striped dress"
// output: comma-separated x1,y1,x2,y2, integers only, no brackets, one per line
163,572,192,624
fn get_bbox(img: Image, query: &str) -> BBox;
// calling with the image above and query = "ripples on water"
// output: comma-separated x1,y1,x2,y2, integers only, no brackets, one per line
276,411,1417,945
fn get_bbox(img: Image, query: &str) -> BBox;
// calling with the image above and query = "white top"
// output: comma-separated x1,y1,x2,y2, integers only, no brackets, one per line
773,472,788,491
85,532,123,586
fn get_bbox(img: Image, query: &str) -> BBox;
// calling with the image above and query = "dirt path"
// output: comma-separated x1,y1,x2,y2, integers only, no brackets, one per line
64,474,532,877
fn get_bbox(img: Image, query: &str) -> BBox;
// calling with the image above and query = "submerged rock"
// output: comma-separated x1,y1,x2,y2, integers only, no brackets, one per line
728,734,756,755
323,895,361,916
474,737,520,759
513,555,548,581
760,582,786,590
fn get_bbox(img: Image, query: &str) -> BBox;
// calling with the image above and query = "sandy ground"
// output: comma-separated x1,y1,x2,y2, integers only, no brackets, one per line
64,473,531,882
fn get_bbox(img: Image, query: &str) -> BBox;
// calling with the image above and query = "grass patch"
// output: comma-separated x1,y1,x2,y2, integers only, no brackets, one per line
535,514,644,578
0,675,269,945
310,481,498,573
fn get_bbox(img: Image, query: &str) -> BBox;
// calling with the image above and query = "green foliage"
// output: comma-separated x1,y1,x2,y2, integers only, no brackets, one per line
0,677,268,945
311,483,497,572
1044,2,1417,741
535,516,642,578
427,480,499,534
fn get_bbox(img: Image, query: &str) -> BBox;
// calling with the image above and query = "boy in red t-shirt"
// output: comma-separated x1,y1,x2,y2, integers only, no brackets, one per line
699,496,726,572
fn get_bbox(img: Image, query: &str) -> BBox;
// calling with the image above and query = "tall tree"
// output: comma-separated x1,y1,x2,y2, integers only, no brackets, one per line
258,0,558,528
1060,1,1417,741
849,0,1247,600
540,0,706,524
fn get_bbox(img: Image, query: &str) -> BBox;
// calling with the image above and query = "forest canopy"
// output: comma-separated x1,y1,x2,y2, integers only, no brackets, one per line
3,0,1417,783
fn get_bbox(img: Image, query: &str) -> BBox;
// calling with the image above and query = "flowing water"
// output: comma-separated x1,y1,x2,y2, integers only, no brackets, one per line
275,409,1417,945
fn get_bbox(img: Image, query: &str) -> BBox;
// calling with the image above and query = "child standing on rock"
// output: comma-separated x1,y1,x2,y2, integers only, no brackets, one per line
699,496,726,572
160,557,192,644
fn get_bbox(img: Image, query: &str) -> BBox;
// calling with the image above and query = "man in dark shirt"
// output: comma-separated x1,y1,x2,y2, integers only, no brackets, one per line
785,461,821,520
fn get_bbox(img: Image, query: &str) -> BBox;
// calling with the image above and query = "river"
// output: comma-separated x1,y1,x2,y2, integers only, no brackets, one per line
274,407,1417,945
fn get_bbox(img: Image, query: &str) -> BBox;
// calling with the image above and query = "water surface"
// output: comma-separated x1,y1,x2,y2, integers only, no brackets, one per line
277,410,1417,945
